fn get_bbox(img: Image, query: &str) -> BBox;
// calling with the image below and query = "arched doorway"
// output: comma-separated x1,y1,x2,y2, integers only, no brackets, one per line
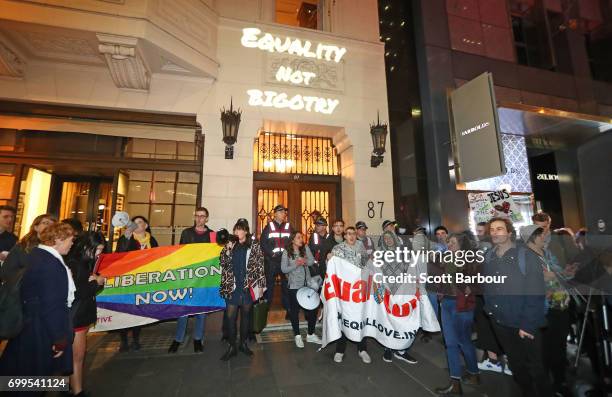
252,131,341,326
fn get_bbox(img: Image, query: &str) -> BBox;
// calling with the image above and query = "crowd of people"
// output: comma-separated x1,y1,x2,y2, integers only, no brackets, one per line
0,202,610,397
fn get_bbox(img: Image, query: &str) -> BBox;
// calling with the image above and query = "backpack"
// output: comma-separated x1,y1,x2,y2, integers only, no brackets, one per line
485,246,527,276
0,267,26,339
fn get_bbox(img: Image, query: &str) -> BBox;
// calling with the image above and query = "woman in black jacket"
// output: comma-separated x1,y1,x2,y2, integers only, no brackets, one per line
115,216,158,352
66,232,106,397
0,223,75,380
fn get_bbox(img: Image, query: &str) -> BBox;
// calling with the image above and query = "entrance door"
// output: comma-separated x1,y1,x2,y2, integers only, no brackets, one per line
254,180,338,241
49,177,114,236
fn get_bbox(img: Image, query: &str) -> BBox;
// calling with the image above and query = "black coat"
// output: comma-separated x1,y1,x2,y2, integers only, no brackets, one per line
0,248,73,376
116,234,159,253
180,227,216,244
0,244,28,282
66,257,104,328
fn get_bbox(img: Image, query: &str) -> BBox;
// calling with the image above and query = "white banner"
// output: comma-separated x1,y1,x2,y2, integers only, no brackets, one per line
321,257,440,351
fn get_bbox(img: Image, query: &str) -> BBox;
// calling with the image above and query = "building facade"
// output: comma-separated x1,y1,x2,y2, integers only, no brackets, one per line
380,0,612,234
0,0,394,244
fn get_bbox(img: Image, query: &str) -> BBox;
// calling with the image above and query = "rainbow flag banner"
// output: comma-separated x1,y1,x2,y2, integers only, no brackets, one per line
91,243,225,332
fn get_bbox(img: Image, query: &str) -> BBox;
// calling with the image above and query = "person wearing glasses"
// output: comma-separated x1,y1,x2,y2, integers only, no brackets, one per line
169,207,217,353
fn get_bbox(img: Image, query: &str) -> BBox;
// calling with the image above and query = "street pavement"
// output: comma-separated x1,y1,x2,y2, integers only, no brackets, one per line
78,312,522,397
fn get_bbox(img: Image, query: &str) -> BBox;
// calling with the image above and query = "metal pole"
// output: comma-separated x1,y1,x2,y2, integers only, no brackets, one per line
575,287,594,368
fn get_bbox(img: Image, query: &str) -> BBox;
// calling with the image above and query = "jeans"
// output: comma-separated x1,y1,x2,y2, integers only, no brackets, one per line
288,289,316,336
427,291,440,321
175,313,206,343
264,259,289,311
492,322,552,397
440,298,479,379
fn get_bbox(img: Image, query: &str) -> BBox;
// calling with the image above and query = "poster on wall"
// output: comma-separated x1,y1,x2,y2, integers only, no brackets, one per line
468,189,524,224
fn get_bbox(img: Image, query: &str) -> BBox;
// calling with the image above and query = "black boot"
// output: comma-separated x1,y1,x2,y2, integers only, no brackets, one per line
435,379,462,396
220,343,237,361
132,338,141,352
168,340,180,353
238,341,253,357
119,334,129,352
193,339,203,353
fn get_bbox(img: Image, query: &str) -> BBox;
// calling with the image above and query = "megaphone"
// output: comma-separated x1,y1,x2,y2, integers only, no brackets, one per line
296,285,321,310
112,211,137,232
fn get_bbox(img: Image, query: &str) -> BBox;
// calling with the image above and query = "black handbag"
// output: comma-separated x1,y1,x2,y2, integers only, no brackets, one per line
251,299,269,334
0,267,26,339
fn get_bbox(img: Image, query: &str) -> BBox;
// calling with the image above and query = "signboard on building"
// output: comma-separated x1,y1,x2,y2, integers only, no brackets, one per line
450,72,505,183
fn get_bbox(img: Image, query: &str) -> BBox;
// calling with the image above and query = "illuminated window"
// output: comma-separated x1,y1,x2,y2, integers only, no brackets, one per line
276,0,321,30
253,133,339,175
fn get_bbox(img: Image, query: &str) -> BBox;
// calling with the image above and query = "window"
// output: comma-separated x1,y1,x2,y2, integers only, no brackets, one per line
253,133,339,175
276,0,321,30
124,170,199,246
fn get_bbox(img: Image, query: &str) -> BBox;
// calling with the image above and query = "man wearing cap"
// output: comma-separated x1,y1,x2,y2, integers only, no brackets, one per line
260,205,292,315
356,221,375,260
308,217,329,278
378,220,403,249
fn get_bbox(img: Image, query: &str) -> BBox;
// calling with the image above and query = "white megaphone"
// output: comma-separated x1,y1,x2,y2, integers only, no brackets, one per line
111,211,137,232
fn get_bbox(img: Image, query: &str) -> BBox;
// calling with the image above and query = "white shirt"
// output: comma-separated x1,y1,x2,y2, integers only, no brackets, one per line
38,244,76,308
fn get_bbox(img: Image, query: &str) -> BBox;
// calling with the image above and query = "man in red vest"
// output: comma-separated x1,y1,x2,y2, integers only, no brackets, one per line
308,217,329,278
260,204,292,317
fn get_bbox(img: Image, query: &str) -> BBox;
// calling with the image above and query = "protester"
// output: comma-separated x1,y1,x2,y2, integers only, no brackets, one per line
376,230,418,364
434,225,449,251
483,217,551,397
329,226,371,364
324,219,345,262
0,214,57,282
61,218,84,237
66,231,106,397
116,215,158,352
260,204,292,318
219,218,265,361
520,224,572,396
355,221,375,259
532,212,579,270
411,227,440,342
378,219,403,248
475,221,492,251
169,206,216,354
0,223,75,378
0,205,17,263
436,233,480,395
308,217,329,278
281,231,321,348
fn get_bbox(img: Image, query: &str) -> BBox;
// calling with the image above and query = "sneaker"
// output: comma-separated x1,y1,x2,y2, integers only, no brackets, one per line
306,333,322,344
383,349,393,363
393,351,418,364
294,335,304,348
503,364,513,376
358,350,372,364
334,353,344,363
477,358,503,373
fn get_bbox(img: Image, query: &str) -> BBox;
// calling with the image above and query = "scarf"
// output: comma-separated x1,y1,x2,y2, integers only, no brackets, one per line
134,232,151,250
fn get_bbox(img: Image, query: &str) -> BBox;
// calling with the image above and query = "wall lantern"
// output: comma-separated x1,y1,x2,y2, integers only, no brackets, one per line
370,111,388,167
220,97,242,159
